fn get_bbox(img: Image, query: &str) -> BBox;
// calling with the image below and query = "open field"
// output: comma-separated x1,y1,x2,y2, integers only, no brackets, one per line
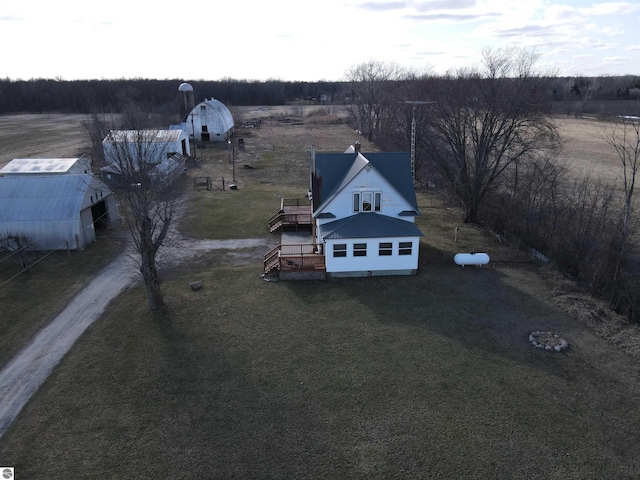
0,114,90,167
552,116,626,186
1,110,640,478
0,109,627,188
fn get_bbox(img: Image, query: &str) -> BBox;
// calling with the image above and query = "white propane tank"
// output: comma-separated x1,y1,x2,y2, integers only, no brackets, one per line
454,252,490,267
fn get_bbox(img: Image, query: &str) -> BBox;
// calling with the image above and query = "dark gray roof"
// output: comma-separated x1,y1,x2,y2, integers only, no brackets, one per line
321,213,424,240
312,151,419,213
399,210,420,216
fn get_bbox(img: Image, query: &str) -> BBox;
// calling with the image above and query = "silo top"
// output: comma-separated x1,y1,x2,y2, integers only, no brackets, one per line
178,82,193,92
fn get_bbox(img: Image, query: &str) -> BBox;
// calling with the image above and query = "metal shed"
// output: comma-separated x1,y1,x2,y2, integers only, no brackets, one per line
102,129,190,170
0,174,120,251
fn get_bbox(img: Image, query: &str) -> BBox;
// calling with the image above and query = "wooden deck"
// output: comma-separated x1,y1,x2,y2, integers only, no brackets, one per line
268,198,312,232
263,243,325,279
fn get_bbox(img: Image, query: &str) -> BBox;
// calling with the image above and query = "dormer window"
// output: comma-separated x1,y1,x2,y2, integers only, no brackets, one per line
353,192,382,212
362,192,372,211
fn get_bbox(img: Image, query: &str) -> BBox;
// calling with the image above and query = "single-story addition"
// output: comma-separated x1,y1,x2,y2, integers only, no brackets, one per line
265,145,424,279
182,98,234,142
0,157,92,177
0,174,120,251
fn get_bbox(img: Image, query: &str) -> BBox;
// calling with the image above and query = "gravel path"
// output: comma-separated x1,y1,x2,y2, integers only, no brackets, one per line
0,237,272,438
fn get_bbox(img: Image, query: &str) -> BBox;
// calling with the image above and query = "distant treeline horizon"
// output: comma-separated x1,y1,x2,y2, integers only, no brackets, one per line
0,78,345,115
0,75,638,116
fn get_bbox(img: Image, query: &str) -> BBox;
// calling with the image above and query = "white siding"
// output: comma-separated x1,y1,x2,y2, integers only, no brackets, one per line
184,99,234,142
324,237,419,274
103,130,189,168
317,167,416,220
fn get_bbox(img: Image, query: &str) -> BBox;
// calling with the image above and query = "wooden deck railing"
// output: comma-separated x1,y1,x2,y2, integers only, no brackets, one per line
281,197,310,208
268,198,313,232
263,244,325,274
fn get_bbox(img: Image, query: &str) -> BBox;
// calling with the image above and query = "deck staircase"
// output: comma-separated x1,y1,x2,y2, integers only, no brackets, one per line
268,198,312,233
264,245,281,274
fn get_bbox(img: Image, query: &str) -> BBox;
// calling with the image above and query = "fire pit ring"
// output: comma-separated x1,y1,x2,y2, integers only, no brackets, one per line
529,331,569,352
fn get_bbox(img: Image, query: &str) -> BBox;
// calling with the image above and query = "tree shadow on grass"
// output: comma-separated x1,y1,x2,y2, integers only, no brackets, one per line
279,252,640,477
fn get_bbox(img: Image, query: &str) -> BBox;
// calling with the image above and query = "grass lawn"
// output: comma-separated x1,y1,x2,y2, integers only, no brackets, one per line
3,253,640,478
1,111,640,478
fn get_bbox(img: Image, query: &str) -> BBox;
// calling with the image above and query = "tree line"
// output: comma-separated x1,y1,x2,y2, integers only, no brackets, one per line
1,74,638,116
0,78,346,114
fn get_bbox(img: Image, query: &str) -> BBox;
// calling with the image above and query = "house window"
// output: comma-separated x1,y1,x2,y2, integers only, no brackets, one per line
201,125,208,133
362,193,372,212
354,243,367,257
353,191,382,212
333,244,347,257
379,242,392,256
399,241,413,255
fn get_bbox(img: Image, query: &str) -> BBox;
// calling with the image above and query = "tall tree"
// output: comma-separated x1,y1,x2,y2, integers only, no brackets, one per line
101,129,185,310
345,61,407,142
420,47,559,223
601,117,640,288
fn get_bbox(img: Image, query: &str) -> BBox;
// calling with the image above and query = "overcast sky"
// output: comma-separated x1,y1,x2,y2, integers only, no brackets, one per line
1,0,639,82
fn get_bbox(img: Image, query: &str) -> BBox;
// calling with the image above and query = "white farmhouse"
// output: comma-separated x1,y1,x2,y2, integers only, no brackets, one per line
183,98,234,142
265,145,423,279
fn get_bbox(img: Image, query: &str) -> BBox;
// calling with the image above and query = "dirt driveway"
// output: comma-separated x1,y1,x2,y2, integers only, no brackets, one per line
0,237,272,438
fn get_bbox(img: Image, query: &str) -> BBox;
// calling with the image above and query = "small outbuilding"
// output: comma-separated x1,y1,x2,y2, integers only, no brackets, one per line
0,174,120,251
183,98,234,142
102,129,190,170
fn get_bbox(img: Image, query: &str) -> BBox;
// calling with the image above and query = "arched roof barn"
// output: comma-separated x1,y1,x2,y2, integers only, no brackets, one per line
0,174,120,251
184,98,234,142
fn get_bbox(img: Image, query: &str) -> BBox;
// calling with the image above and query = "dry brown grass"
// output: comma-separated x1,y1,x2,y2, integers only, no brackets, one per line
0,114,90,168
553,116,623,185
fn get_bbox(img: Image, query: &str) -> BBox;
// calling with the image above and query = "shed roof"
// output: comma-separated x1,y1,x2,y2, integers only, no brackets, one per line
103,129,184,143
0,158,86,175
320,213,424,240
0,175,105,222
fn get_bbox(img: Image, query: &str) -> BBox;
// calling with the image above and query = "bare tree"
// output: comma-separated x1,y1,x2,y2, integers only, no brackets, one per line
601,118,640,285
345,60,408,142
420,47,559,223
102,130,185,310
0,235,32,271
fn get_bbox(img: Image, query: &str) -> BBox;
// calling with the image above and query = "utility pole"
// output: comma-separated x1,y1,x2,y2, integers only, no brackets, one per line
401,100,435,181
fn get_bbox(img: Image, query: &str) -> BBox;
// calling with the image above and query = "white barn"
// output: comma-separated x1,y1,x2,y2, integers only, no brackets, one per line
0,174,120,251
183,98,234,142
102,129,190,170
0,157,91,177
